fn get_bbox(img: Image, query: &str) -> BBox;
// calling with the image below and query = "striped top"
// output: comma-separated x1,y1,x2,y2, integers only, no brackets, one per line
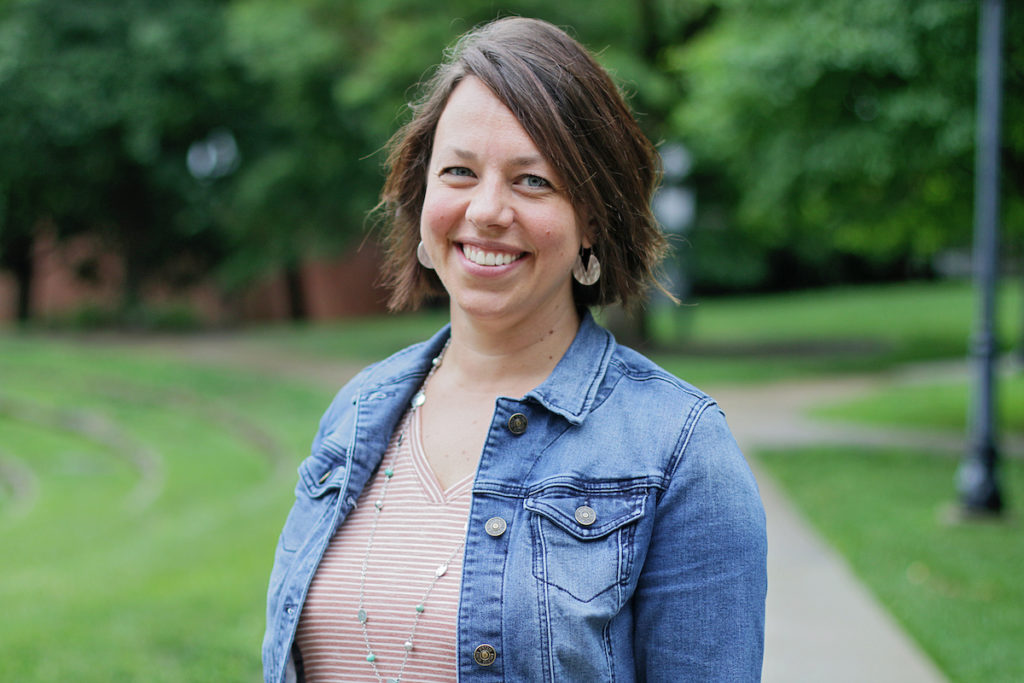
295,407,474,682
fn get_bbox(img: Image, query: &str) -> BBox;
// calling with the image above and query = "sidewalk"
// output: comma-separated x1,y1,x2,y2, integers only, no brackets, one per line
712,379,950,683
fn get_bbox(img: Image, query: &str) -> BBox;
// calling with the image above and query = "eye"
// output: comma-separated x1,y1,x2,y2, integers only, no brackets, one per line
520,174,551,189
441,166,474,178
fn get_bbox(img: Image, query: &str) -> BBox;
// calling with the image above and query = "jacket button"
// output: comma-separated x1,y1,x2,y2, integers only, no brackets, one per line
318,469,332,484
485,517,507,537
507,413,528,434
473,643,497,666
574,505,596,526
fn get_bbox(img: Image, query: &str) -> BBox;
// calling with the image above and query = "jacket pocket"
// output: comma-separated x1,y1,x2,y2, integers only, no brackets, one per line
525,482,649,603
280,434,348,553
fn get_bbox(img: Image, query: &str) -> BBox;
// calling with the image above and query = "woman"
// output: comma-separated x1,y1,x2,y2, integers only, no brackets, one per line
264,17,766,683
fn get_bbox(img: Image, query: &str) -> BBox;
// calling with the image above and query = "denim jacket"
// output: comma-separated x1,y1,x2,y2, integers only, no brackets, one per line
263,314,767,682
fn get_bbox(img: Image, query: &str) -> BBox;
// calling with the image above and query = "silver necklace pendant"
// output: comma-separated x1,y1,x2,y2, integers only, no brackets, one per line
358,338,463,683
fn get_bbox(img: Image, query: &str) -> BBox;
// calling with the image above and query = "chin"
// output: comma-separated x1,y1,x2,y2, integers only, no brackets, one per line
452,299,516,322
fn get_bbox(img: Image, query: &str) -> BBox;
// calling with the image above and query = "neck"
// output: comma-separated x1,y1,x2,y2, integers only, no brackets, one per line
443,304,582,396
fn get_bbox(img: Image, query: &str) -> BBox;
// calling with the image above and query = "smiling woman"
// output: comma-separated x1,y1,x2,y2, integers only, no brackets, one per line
263,17,767,683
379,17,668,314
420,76,584,340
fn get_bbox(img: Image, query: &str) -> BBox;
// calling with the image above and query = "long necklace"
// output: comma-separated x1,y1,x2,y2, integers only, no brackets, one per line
356,338,460,683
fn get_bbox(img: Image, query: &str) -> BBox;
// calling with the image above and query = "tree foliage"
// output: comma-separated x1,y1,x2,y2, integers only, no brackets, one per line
0,0,691,322
0,0,241,319
668,0,1024,292
2,0,1020,321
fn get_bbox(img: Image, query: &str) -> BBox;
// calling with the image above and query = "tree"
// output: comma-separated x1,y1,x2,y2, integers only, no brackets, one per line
0,0,241,322
667,0,1024,292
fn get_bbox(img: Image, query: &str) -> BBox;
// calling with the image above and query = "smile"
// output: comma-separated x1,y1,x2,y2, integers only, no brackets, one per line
461,244,524,267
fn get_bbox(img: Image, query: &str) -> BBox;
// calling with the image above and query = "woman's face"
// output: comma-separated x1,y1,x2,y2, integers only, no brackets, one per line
420,77,587,333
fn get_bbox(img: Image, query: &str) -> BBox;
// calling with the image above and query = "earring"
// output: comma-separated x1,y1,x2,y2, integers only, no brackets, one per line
572,248,600,285
417,241,434,269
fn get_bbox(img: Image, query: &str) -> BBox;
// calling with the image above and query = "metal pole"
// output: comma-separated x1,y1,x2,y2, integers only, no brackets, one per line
957,0,1005,514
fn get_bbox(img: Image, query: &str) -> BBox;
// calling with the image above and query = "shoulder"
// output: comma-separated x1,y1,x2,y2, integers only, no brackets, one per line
558,333,739,484
608,342,708,399
311,326,450,449
602,343,763,531
601,341,717,429
604,338,759,489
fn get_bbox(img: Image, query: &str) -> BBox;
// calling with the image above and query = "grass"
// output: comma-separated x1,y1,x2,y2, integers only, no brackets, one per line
1,279,1022,680
758,446,1024,683
243,307,450,362
648,279,1022,386
810,372,1024,435
0,335,334,682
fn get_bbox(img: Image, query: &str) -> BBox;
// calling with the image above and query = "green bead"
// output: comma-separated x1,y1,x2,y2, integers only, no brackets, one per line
415,604,425,613
384,467,394,478
366,653,376,663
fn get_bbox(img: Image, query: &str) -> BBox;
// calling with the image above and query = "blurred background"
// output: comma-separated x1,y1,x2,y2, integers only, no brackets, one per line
0,1,1022,681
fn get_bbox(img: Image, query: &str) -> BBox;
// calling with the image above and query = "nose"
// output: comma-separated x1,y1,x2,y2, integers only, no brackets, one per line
465,177,514,229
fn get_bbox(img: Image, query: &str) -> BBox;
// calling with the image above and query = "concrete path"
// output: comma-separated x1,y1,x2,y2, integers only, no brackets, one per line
708,363,986,683
749,458,948,683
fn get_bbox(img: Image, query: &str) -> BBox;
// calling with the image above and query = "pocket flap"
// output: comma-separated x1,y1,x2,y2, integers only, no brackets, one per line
296,432,348,497
525,485,647,540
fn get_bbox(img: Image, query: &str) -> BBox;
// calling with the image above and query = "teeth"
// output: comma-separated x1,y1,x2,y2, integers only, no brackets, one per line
463,245,520,266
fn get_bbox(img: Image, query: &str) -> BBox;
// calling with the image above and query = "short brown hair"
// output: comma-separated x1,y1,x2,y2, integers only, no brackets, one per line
379,16,666,311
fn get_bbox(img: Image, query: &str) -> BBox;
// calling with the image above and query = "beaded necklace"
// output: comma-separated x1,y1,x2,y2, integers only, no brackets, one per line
356,338,461,683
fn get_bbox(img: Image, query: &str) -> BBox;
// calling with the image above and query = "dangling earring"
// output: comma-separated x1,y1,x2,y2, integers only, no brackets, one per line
417,241,434,269
572,247,600,285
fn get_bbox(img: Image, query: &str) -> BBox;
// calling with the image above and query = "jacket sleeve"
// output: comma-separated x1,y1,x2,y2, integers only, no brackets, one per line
262,364,374,683
632,401,767,682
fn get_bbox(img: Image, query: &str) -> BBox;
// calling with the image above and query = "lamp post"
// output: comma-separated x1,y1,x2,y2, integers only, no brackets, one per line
651,142,695,340
957,0,1005,514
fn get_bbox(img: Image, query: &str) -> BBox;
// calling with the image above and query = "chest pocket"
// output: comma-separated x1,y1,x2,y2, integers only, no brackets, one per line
280,434,348,553
525,483,649,603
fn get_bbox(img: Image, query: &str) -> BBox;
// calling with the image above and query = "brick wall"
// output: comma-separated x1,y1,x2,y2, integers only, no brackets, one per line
0,231,390,324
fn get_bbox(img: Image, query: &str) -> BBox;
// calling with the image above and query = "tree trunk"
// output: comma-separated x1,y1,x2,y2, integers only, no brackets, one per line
6,230,35,324
13,250,34,324
284,265,307,321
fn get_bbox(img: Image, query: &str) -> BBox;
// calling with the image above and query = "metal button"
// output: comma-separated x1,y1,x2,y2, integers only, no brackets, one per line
574,505,596,526
507,413,528,435
318,469,332,484
473,643,497,666
485,517,507,537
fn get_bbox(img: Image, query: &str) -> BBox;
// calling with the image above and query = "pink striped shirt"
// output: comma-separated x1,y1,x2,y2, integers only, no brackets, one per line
295,407,473,682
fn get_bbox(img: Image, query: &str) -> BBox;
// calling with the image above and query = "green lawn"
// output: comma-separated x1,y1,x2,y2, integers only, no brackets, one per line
1,279,1022,680
758,447,1024,683
649,279,1022,386
662,280,1019,353
811,372,1024,435
0,336,334,681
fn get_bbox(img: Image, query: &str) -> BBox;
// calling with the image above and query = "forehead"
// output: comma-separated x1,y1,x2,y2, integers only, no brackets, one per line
432,77,544,159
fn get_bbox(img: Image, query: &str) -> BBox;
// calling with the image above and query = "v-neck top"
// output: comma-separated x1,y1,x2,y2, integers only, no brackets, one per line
295,408,474,681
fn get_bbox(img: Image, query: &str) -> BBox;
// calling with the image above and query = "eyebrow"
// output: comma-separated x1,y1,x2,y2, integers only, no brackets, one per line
448,147,547,168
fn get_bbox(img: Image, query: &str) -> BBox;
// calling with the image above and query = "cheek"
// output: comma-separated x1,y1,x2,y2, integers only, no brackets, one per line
420,196,457,239
540,209,584,255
